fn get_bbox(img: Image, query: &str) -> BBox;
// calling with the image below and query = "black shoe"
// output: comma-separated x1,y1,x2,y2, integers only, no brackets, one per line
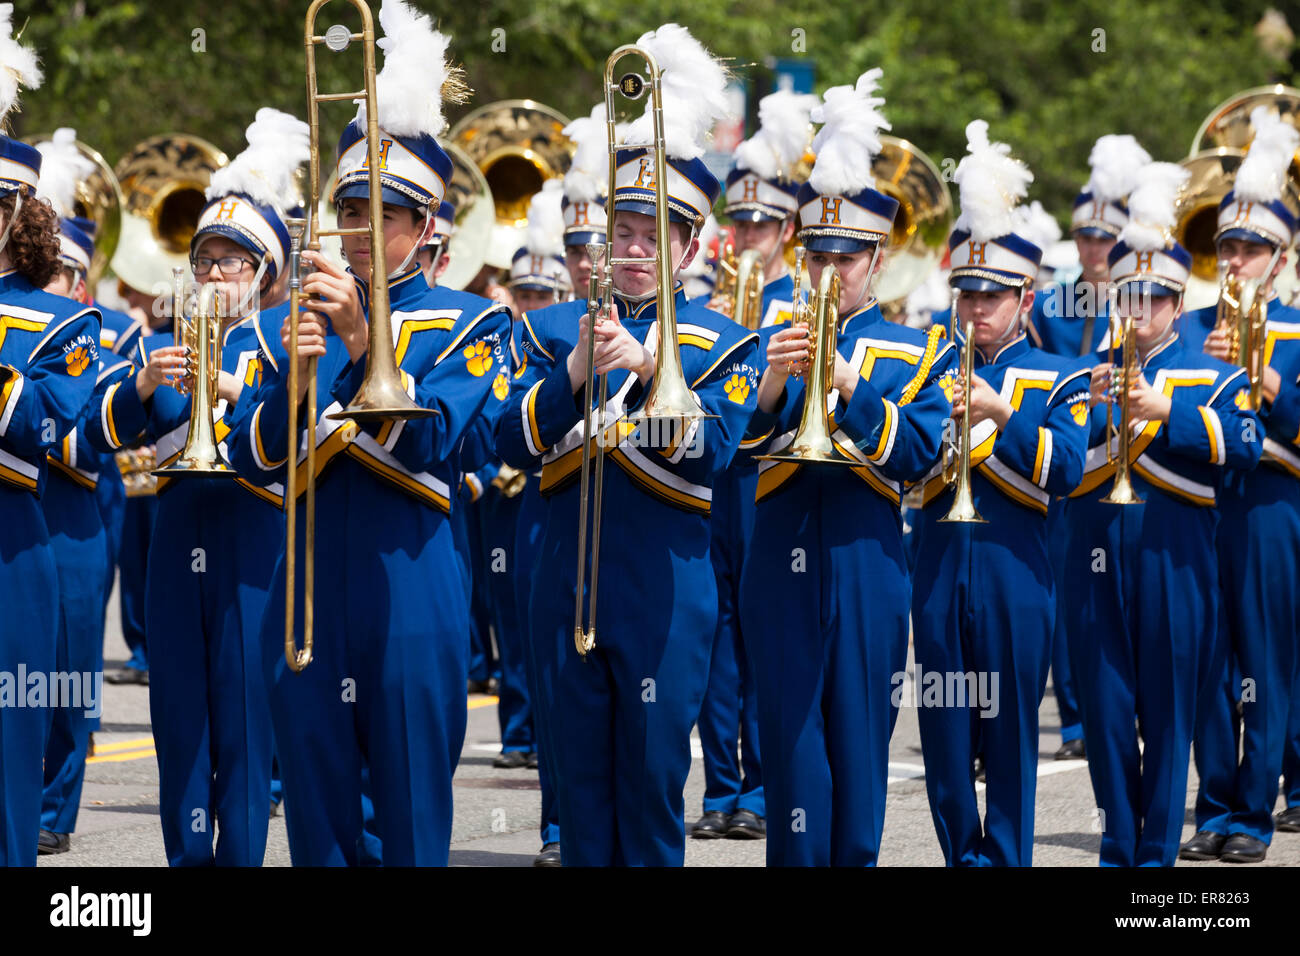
526,751,539,770
534,842,561,867
1220,833,1267,863
467,679,491,695
105,667,148,686
1276,807,1300,833
691,810,729,838
725,809,766,839
1179,830,1227,861
38,830,69,855
1054,738,1086,760
87,733,95,758
973,755,986,783
493,750,529,769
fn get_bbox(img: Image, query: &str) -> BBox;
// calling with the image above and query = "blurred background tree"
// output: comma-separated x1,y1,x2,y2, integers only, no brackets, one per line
13,0,1300,220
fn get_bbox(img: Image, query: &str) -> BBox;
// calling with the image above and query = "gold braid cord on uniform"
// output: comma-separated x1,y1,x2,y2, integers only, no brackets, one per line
898,323,946,406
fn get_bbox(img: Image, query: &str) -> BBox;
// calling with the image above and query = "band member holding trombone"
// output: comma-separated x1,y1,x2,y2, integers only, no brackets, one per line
230,10,509,865
1179,108,1300,864
738,70,956,866
85,109,306,865
1064,162,1261,867
910,121,1091,866
496,24,758,866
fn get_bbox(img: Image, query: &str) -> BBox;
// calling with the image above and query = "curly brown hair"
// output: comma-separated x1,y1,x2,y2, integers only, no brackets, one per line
0,191,62,289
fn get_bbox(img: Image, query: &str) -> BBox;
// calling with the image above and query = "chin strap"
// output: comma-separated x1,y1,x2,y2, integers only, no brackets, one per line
390,205,434,280
231,254,271,317
613,222,698,303
0,189,23,261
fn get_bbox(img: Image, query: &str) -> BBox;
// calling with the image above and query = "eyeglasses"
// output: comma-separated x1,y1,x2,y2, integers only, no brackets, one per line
192,255,255,276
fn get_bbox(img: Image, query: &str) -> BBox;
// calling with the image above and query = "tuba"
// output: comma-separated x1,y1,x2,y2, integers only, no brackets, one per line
1102,313,1143,505
436,140,496,291
110,134,228,295
938,318,986,523
756,255,854,466
153,272,236,479
26,133,124,288
871,136,954,311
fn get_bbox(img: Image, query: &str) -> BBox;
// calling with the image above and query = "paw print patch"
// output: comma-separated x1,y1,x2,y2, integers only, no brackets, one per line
725,373,750,404
938,372,956,404
1070,399,1088,426
493,370,509,400
1234,389,1250,410
65,344,92,377
464,340,492,377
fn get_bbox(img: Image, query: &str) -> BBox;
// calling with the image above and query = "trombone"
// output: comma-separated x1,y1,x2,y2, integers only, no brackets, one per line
1102,312,1143,505
284,0,435,673
152,270,236,479
938,316,986,524
572,44,717,658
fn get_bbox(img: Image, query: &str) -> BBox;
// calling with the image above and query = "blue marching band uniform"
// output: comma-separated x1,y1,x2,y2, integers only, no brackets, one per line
10,7,1300,871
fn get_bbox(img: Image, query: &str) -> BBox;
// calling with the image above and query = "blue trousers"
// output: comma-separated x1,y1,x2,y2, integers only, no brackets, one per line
146,480,277,866
118,494,155,671
1284,660,1300,811
515,480,560,846
1192,467,1300,842
1047,498,1083,743
911,515,1053,866
483,487,533,752
1065,492,1220,866
740,479,910,866
0,491,58,866
464,498,496,684
698,465,763,817
269,463,468,866
40,476,108,836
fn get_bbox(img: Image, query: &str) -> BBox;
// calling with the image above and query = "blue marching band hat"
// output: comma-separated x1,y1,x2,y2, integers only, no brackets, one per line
724,90,819,223
611,24,728,229
797,69,899,255
1070,135,1150,239
561,104,610,247
0,8,43,199
946,120,1043,292
1216,106,1299,249
333,1,463,234
509,179,571,294
192,108,309,285
35,128,98,275
1107,162,1193,297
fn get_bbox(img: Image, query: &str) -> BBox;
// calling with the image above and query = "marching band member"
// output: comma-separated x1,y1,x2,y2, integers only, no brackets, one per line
1034,135,1150,762
416,199,456,285
1178,108,1300,864
1064,161,1261,867
738,70,956,866
229,6,510,865
692,90,817,841
0,14,104,865
910,121,1090,866
497,23,758,866
85,108,307,866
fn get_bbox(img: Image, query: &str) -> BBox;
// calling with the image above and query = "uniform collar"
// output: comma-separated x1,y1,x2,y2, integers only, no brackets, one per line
350,265,429,313
1138,329,1181,369
974,331,1030,368
839,299,880,336
615,282,688,322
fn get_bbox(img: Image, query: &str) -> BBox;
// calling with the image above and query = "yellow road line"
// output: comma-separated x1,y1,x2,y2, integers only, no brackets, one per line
88,748,156,765
468,696,499,710
90,737,155,754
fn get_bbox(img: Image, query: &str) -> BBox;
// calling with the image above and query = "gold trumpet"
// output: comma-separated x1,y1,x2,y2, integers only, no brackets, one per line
153,272,235,479
939,319,986,524
756,259,854,466
1102,313,1143,505
1216,249,1280,411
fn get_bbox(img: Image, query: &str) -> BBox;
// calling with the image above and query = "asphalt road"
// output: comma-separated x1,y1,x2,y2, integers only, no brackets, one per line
38,576,1300,868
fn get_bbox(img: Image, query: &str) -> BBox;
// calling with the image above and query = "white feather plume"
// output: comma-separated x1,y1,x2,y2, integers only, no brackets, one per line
622,23,731,161
1119,162,1188,253
356,0,456,138
206,108,309,212
1234,106,1300,204
36,129,94,218
1084,134,1150,205
563,104,611,203
953,120,1033,242
524,179,565,258
734,90,819,181
0,3,40,130
1012,200,1062,252
808,69,890,196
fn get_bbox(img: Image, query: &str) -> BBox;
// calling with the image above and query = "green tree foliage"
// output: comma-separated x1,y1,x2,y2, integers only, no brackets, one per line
14,0,1299,219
